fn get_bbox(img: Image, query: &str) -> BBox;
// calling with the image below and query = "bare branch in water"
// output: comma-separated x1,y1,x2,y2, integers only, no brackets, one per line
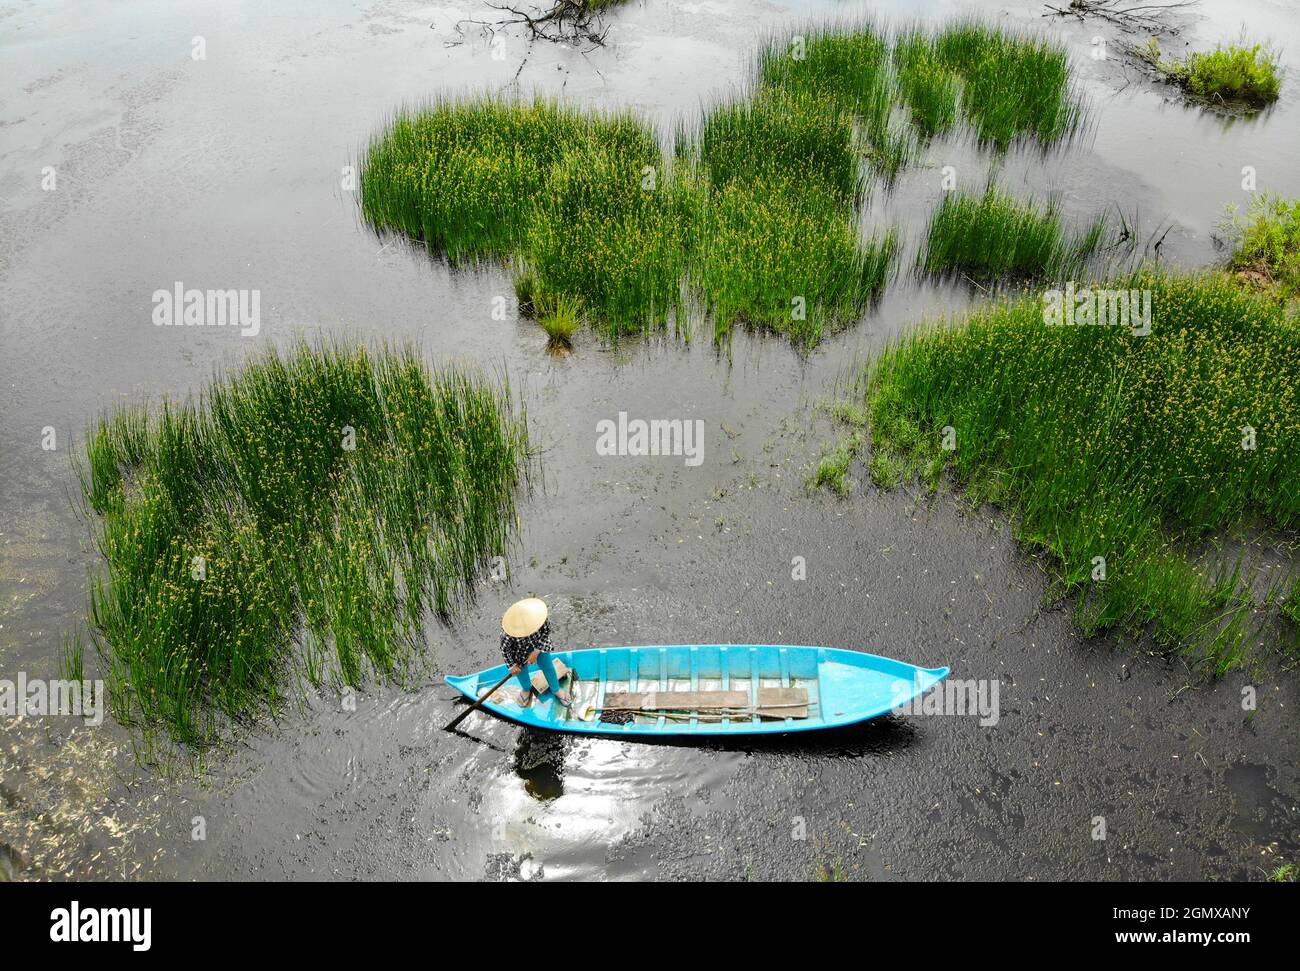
456,1,615,52
1042,0,1198,34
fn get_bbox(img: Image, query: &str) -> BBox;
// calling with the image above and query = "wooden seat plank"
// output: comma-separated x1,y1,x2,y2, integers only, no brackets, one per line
599,686,810,719
757,686,809,719
603,690,749,711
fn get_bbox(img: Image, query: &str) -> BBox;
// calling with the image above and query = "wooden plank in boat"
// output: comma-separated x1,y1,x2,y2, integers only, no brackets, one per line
601,687,810,719
603,690,749,711
757,687,809,719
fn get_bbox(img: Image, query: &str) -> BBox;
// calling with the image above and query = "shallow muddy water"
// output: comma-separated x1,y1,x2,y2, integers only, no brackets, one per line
1,0,1298,881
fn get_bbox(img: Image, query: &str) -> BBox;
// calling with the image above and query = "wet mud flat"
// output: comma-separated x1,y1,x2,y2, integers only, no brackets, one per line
179,470,1300,881
1,0,1298,880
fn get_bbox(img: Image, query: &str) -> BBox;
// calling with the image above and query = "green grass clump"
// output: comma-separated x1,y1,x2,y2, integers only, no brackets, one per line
758,21,1080,163
360,21,1083,344
693,178,895,344
1139,39,1283,107
78,341,530,744
514,266,540,316
525,146,689,335
934,22,1081,146
361,96,681,336
359,97,659,261
814,859,848,881
1222,194,1300,297
758,26,912,177
1281,576,1300,630
696,96,862,206
893,31,960,139
759,24,892,119
920,185,1105,281
1272,861,1298,882
847,271,1299,670
812,431,864,495
687,95,895,343
538,292,584,348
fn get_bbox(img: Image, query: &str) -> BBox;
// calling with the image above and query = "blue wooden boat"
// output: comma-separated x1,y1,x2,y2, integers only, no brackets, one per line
446,644,949,736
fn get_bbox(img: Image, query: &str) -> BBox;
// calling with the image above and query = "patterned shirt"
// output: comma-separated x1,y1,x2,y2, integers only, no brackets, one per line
501,620,552,668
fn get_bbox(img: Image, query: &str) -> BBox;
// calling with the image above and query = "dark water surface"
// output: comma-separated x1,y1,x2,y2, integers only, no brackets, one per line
2,0,1297,880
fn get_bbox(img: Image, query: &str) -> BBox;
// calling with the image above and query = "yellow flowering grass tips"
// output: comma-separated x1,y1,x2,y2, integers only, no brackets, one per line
920,184,1106,281
685,94,897,345
76,341,530,744
841,272,1299,669
360,97,659,261
526,144,691,335
929,22,1081,146
758,26,913,176
692,175,896,346
759,20,1081,153
1136,39,1283,108
361,93,898,345
358,24,1081,345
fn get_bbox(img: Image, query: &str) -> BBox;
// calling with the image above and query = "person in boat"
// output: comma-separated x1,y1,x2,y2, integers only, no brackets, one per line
501,597,572,709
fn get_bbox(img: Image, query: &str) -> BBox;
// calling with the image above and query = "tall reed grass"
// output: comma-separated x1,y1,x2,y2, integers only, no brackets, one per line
920,184,1106,280
362,92,899,346
359,22,1084,343
695,96,863,206
757,20,1081,159
525,145,690,335
359,97,660,262
685,95,896,344
757,25,914,177
77,341,530,744
692,176,896,345
846,271,1299,670
932,22,1081,146
893,30,960,139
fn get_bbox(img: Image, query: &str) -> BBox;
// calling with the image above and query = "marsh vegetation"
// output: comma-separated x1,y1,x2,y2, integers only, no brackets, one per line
825,272,1299,669
685,95,897,344
919,184,1106,281
73,341,530,744
1221,194,1300,297
1134,38,1283,106
360,20,1090,348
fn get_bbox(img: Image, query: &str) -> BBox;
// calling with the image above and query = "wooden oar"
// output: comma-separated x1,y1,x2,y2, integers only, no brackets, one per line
444,668,518,732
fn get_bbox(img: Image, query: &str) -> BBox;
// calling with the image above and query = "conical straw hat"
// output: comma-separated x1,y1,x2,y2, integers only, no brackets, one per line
502,597,548,637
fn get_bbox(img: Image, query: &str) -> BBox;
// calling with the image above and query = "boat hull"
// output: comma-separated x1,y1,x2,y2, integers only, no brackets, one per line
446,644,949,737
